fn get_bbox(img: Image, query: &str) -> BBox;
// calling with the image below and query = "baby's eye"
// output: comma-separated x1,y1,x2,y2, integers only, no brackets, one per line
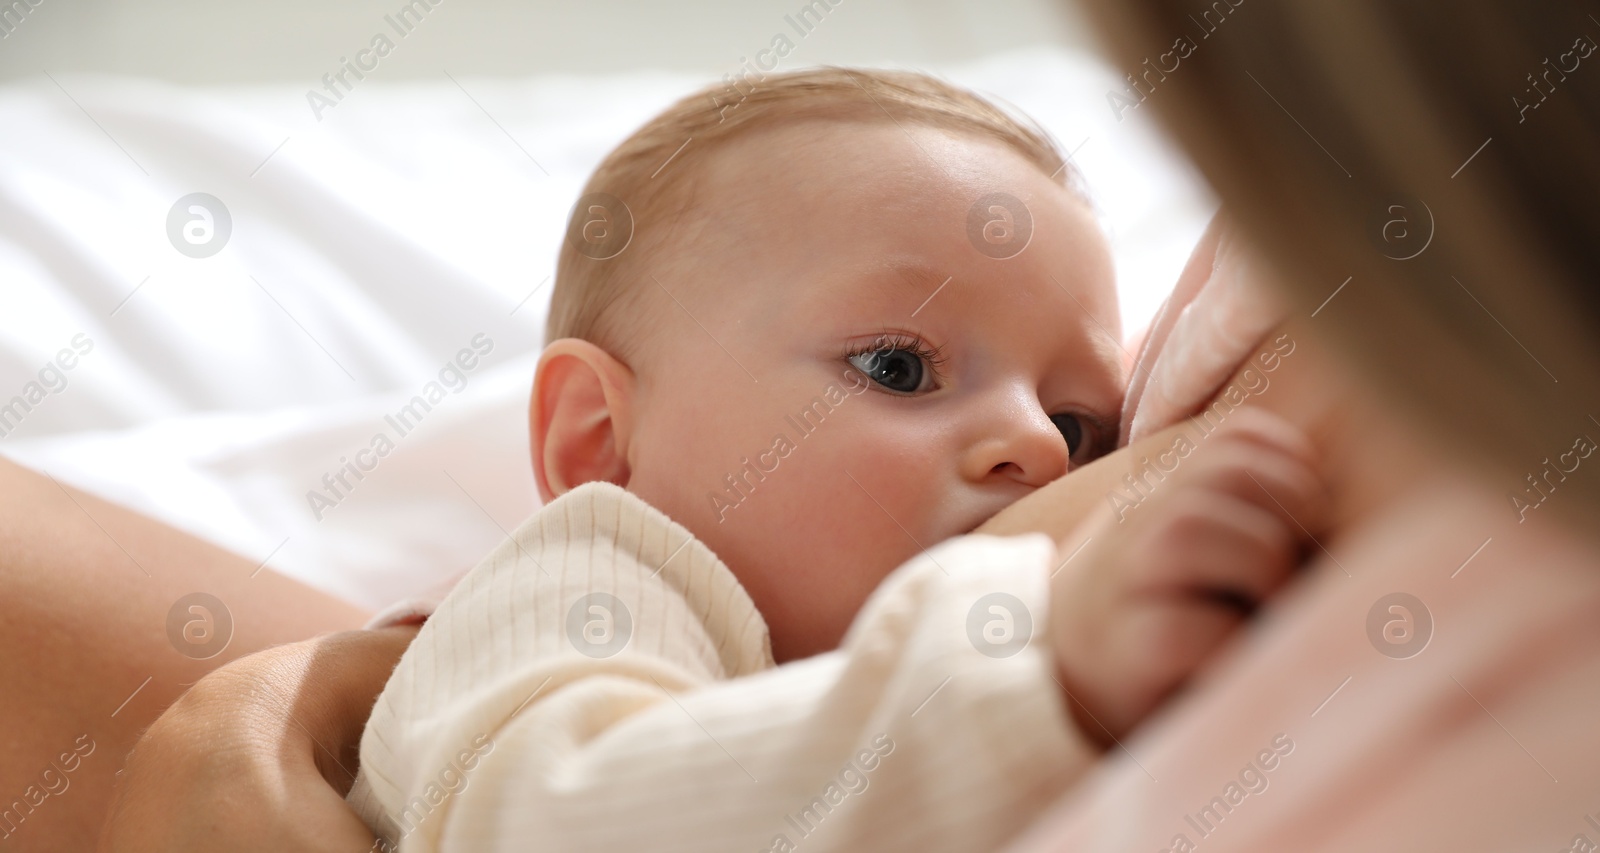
849,347,934,394
1050,413,1086,457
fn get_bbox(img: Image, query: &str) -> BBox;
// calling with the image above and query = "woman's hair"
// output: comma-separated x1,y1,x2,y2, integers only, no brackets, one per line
546,67,1079,363
1079,0,1600,519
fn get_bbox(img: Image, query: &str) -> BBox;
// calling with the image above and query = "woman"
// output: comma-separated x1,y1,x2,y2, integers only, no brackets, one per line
13,1,1600,850
997,1,1600,849
0,457,377,851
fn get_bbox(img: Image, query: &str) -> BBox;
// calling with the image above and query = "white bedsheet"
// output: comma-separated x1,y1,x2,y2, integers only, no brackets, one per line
0,49,1211,609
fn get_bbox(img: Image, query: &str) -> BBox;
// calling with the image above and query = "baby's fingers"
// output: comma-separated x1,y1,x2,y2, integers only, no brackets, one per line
1134,492,1302,611
1185,409,1325,537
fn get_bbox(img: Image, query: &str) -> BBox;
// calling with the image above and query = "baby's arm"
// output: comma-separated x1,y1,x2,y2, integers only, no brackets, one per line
352,483,1093,853
354,416,1322,853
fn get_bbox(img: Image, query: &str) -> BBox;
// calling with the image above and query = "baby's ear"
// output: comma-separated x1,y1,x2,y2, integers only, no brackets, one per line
529,339,636,503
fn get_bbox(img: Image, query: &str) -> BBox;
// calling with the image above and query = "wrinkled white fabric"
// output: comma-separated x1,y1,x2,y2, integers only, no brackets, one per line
0,56,1210,611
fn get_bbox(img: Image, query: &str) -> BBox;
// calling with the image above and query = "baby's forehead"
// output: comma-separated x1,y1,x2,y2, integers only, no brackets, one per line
630,118,1113,337
669,120,1085,253
692,117,1038,192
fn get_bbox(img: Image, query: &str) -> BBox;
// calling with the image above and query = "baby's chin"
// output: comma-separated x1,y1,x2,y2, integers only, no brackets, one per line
845,513,988,571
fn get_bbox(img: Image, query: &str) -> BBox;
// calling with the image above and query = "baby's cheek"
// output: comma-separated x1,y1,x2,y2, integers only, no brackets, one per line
810,426,947,551
657,403,949,638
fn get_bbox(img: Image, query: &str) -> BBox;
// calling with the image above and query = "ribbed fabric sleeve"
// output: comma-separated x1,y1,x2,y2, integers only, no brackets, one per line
347,480,1094,852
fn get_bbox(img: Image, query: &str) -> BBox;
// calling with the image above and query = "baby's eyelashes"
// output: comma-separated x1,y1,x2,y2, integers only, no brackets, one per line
844,332,946,395
848,347,930,394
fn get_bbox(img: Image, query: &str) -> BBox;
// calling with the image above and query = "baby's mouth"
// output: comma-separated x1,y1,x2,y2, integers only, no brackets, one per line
955,500,1019,537
957,511,996,537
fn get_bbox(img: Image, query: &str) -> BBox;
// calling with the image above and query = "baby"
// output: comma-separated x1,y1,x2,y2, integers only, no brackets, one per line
348,68,1320,852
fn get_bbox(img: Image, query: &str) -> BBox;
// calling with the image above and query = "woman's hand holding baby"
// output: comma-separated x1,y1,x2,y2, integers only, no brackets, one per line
1046,409,1324,746
98,626,418,852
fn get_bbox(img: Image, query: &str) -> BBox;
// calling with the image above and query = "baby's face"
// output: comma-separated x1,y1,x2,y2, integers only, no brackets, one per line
624,120,1123,662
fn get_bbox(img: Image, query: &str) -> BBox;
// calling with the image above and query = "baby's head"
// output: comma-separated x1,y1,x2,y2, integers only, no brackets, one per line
534,68,1123,662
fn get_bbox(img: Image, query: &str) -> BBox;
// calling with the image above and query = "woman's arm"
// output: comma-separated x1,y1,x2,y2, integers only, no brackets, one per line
98,625,419,853
0,456,371,852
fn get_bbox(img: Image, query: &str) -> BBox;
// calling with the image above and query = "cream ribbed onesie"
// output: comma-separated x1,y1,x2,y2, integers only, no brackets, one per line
348,480,1093,852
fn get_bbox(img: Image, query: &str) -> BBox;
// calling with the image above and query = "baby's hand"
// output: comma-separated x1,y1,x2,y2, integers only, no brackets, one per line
1049,408,1323,746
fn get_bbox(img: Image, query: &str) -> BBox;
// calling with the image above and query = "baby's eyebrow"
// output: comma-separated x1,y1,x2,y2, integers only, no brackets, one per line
820,262,950,314
884,263,954,312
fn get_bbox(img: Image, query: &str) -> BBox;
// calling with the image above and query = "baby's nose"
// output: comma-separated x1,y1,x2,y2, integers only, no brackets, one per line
963,406,1070,488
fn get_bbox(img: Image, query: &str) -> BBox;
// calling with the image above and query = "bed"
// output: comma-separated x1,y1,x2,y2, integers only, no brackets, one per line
0,48,1212,609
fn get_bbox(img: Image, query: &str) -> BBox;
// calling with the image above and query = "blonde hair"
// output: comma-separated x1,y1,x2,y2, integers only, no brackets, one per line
546,67,1080,362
